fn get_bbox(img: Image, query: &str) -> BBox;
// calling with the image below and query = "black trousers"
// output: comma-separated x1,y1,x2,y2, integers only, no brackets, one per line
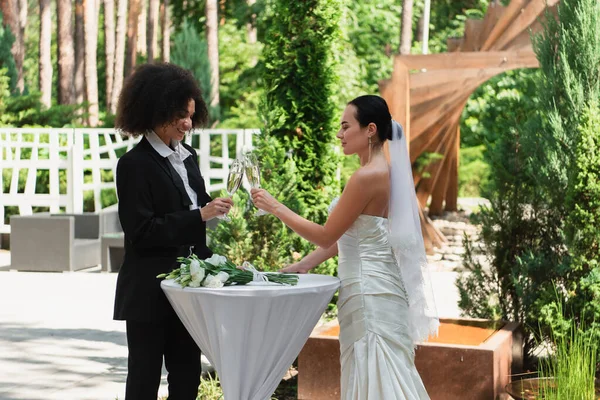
125,311,201,400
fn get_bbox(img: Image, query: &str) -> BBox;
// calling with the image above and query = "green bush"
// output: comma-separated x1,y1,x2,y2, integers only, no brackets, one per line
170,20,217,122
0,67,11,113
218,20,263,129
207,134,320,273
554,103,600,358
208,0,342,300
0,91,83,127
261,0,341,224
458,145,490,197
456,116,565,359
458,0,600,367
0,68,83,127
0,12,18,93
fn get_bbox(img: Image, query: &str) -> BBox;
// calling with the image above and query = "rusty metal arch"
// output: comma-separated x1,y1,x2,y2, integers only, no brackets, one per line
380,0,559,251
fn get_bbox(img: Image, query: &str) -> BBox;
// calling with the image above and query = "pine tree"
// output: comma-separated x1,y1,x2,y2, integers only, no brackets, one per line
458,0,600,363
532,0,600,342
261,0,342,224
0,12,18,93
207,0,342,277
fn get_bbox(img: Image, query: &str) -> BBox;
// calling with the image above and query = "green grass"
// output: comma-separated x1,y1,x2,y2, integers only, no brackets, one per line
537,314,597,399
196,374,223,399
152,369,298,400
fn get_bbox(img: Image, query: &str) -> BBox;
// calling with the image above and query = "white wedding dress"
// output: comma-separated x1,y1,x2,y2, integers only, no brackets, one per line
336,212,430,400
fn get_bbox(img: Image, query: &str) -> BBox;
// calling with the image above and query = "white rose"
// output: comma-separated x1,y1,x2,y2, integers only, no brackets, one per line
188,278,202,288
189,259,205,282
205,254,227,266
215,271,229,284
202,274,224,288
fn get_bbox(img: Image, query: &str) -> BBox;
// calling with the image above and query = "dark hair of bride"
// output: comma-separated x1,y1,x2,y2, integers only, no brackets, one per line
348,95,394,142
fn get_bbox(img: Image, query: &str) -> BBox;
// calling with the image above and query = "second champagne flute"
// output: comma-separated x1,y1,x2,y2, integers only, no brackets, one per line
244,152,267,216
219,158,244,222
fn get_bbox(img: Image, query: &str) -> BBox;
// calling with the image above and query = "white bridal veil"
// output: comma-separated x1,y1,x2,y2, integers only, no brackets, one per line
388,120,440,346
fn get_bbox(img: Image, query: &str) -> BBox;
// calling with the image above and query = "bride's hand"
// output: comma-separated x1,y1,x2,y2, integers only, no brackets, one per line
250,188,280,214
280,262,311,274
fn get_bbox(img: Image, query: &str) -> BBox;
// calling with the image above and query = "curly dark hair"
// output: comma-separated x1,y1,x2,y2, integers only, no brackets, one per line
115,63,209,137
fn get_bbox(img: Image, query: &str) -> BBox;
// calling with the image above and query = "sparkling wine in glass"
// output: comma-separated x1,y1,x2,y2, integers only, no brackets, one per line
219,159,244,222
245,160,260,189
244,152,267,216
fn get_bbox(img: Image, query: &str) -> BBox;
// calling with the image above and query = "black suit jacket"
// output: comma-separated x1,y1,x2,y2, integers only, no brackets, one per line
114,136,212,322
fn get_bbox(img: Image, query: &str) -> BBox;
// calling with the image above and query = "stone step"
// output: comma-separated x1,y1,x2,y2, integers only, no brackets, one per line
424,209,489,272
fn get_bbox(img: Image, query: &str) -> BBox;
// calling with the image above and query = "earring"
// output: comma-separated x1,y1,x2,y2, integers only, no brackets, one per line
368,136,372,163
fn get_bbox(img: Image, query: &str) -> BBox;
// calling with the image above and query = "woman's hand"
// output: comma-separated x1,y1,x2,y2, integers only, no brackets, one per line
280,261,312,274
250,188,281,215
200,197,234,221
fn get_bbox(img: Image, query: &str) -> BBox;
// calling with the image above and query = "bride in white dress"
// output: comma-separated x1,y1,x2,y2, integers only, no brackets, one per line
251,95,438,400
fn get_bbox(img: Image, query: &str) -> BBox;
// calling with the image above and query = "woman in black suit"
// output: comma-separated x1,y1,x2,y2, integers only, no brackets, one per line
113,63,233,400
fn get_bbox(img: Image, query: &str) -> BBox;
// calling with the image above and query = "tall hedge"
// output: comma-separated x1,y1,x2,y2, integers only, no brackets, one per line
261,0,342,223
208,0,342,280
458,0,600,364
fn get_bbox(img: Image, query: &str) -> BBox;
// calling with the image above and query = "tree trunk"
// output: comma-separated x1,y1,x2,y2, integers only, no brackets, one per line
206,0,219,108
421,0,431,55
111,0,127,113
57,0,75,104
0,0,26,93
125,0,141,77
104,0,115,110
83,0,99,126
160,0,170,62
246,0,256,44
16,0,26,91
246,0,257,66
399,0,413,55
146,0,159,62
416,17,424,43
75,0,86,104
137,0,146,56
219,0,225,26
39,0,52,108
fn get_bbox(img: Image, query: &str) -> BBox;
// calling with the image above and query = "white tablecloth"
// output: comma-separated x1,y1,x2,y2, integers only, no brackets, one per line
161,274,340,400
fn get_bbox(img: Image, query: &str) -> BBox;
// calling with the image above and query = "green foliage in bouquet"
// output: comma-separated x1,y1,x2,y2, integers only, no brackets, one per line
457,0,600,366
157,253,299,288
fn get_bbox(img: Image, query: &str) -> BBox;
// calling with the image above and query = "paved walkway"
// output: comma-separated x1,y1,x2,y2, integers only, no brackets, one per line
0,250,461,400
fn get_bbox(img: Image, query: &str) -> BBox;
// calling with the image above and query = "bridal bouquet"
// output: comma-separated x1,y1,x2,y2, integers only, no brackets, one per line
157,253,299,288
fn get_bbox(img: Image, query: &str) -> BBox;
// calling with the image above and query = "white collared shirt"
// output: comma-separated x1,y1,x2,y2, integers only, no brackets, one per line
147,130,199,210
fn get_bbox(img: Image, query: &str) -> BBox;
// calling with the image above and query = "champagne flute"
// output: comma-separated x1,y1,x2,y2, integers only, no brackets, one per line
244,152,267,216
219,158,244,222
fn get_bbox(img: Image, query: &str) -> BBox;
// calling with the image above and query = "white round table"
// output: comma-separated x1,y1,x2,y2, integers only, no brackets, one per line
161,274,340,400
